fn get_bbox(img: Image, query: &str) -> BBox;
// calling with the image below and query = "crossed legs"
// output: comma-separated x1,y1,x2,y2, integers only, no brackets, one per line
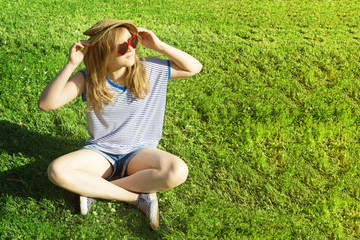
47,148,188,205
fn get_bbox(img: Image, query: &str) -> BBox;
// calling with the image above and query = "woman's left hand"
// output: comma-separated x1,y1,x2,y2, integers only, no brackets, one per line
137,27,202,79
137,28,164,51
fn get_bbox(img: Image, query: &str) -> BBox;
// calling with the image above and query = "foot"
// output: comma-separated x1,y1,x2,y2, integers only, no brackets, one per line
136,193,159,230
80,196,97,215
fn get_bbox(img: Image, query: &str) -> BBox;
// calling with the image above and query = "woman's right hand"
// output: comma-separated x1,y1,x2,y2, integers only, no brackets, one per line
68,40,91,66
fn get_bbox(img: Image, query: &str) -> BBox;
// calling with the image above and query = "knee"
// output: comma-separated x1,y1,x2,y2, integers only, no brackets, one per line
47,158,72,187
163,157,188,189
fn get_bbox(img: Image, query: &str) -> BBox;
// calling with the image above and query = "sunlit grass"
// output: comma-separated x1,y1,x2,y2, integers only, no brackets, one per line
1,0,360,239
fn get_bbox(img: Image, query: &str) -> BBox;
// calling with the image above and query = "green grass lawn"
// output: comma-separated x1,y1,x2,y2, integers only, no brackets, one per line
1,0,360,239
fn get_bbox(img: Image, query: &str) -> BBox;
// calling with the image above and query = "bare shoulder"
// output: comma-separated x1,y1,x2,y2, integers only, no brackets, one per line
68,69,86,94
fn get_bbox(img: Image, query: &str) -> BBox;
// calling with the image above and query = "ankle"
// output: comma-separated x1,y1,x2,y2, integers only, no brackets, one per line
129,194,140,206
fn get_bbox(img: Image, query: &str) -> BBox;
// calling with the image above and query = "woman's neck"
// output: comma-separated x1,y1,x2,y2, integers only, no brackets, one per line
106,67,127,86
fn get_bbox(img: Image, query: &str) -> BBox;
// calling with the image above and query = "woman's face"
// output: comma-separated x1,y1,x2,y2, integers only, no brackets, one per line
107,28,137,70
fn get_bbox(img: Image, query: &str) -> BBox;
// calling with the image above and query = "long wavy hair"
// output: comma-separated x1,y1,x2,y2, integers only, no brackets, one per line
84,27,149,112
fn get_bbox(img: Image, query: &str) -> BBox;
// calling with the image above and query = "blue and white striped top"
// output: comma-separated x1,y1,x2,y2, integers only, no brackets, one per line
81,57,171,155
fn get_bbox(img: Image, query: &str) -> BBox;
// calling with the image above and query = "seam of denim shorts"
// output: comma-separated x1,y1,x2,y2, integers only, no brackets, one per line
80,145,155,179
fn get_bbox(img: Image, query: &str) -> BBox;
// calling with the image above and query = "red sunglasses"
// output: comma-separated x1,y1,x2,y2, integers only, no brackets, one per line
116,34,139,56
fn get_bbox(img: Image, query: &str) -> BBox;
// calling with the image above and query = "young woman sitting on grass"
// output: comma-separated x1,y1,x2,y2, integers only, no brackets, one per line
38,19,202,230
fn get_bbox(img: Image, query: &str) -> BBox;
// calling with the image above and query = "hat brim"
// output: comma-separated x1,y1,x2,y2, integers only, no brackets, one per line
84,20,138,46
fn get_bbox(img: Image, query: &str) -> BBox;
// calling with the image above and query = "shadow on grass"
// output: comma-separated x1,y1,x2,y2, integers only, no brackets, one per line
0,120,181,237
0,120,83,203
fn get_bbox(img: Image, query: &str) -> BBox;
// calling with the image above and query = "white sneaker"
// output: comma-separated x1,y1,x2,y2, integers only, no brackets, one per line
136,193,159,230
80,196,97,215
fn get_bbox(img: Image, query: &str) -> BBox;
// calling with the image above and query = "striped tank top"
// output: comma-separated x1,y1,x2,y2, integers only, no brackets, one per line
81,57,171,155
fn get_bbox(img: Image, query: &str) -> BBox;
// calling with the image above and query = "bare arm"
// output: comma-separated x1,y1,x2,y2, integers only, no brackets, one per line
38,40,90,111
137,28,202,79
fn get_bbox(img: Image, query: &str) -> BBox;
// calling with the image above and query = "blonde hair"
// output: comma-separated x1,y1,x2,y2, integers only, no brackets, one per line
84,27,149,112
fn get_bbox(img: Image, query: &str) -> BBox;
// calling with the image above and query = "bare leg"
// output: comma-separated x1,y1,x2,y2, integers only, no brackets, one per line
47,149,139,204
111,148,189,193
47,148,188,202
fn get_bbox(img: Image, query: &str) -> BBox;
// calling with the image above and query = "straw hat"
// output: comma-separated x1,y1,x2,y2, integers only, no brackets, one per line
83,19,138,46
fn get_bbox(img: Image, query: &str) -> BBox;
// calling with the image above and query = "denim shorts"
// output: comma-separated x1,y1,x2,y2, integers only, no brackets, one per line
80,145,153,180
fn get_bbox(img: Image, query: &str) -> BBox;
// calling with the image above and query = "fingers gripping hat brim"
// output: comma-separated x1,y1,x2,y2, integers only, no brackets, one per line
83,19,138,46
